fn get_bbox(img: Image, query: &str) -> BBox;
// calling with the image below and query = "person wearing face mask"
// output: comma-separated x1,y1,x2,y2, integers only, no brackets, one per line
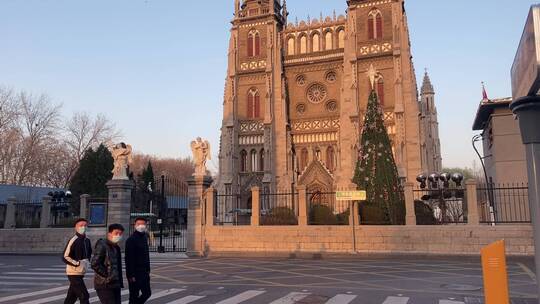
91,223,125,304
62,218,92,304
125,217,151,304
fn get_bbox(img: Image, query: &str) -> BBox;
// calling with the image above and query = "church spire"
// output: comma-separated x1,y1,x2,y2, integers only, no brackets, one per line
421,69,434,95
282,0,288,24
234,0,240,17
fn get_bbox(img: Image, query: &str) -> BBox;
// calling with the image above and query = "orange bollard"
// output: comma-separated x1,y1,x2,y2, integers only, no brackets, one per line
481,240,510,304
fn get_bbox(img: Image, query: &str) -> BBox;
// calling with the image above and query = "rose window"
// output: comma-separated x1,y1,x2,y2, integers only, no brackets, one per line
326,100,338,112
306,83,328,104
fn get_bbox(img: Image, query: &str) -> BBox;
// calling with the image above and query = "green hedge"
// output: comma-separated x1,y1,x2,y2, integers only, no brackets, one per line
309,204,349,225
260,207,298,225
359,202,390,225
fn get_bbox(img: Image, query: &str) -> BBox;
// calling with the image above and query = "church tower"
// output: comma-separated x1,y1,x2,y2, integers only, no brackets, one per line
419,71,443,173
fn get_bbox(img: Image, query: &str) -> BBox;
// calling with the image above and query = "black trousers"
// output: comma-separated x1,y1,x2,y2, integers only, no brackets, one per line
96,288,122,304
64,275,89,304
128,273,152,304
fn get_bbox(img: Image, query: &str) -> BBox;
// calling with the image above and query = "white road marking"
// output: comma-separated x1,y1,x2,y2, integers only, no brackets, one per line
215,290,266,304
0,276,67,281
18,288,95,304
4,272,94,276
89,290,129,303
268,292,311,304
0,286,68,303
165,295,206,304
0,282,61,286
325,294,357,304
382,296,410,304
439,301,465,304
121,288,185,304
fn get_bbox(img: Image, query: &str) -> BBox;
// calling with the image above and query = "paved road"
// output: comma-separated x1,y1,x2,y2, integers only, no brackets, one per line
0,255,536,303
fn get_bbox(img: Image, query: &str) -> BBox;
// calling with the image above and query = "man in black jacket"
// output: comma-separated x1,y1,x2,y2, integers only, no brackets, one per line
125,217,152,304
63,218,92,304
91,223,125,304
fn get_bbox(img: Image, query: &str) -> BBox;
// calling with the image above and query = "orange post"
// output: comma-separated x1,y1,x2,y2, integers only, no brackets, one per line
481,240,510,304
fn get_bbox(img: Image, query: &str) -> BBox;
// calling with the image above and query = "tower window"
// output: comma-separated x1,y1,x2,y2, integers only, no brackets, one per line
240,150,248,172
248,30,261,57
287,37,295,55
326,146,335,172
312,33,320,52
247,88,261,119
300,35,307,54
259,149,265,171
368,10,383,40
325,31,333,50
300,148,309,171
250,149,258,172
377,77,385,106
337,29,345,48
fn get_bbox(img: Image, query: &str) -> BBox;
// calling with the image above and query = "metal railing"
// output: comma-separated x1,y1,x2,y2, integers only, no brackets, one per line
49,201,77,227
413,187,467,225
214,193,251,226
0,203,6,228
308,192,349,225
260,191,299,225
477,183,531,224
14,200,42,228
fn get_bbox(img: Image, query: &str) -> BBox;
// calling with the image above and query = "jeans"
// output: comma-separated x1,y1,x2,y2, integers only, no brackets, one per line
128,273,152,304
96,288,122,304
64,275,89,304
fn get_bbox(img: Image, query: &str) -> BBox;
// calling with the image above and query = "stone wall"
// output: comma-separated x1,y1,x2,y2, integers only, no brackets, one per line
0,228,106,254
203,225,534,257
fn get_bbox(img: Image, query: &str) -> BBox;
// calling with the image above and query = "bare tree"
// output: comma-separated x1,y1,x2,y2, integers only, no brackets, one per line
131,153,195,182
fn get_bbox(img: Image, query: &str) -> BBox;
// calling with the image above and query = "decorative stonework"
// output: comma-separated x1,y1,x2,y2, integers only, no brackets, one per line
296,103,307,114
285,53,344,65
359,43,392,56
240,60,267,71
292,118,340,132
355,0,392,8
240,121,264,133
325,71,337,83
296,74,306,86
292,132,338,144
325,100,338,113
239,135,264,145
306,83,328,104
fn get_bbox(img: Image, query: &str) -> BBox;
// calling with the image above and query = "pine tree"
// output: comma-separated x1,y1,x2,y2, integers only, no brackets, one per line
142,161,155,191
69,144,114,214
353,90,405,225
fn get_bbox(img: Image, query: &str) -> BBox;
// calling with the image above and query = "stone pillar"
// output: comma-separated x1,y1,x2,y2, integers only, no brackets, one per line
106,179,135,231
404,182,417,226
297,185,308,226
40,196,51,228
80,194,90,219
251,187,260,226
205,187,215,227
187,175,213,257
466,179,480,225
4,197,16,229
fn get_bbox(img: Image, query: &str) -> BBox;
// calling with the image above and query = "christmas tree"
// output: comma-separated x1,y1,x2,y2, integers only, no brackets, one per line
353,90,405,225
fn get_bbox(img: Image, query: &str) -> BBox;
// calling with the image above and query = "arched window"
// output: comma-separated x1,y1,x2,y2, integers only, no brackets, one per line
376,76,385,106
368,10,383,40
315,147,321,161
338,30,345,48
287,37,295,55
300,35,307,54
250,150,258,172
259,149,265,171
248,30,261,57
326,146,335,172
240,150,248,172
325,31,333,50
312,33,320,52
247,88,260,119
300,148,309,171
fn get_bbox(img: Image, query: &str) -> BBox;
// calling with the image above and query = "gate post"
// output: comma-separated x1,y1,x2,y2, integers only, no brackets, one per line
251,187,260,226
404,182,416,226
297,186,308,226
187,175,213,257
40,196,52,228
205,187,215,227
106,179,135,236
466,179,480,225
4,197,16,229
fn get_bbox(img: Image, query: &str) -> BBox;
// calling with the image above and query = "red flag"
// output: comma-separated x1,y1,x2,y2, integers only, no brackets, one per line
482,82,489,101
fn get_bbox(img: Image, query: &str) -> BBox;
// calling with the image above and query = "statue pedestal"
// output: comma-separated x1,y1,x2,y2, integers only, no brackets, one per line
106,179,135,232
187,175,213,257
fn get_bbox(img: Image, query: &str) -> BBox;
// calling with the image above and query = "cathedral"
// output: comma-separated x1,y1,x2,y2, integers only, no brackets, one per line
217,0,442,197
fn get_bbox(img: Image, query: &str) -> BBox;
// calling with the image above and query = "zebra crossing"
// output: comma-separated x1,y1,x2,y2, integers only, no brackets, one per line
0,285,475,304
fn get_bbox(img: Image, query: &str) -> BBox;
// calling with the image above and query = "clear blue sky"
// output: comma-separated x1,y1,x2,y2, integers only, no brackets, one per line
0,0,535,172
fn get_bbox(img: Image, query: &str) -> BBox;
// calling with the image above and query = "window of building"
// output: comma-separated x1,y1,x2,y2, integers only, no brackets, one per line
259,149,265,171
240,150,248,172
326,146,335,172
368,10,383,40
287,37,295,55
376,77,385,106
312,33,320,52
300,35,307,54
250,150,258,172
338,29,345,48
247,88,260,119
325,31,333,50
248,30,260,57
300,148,309,171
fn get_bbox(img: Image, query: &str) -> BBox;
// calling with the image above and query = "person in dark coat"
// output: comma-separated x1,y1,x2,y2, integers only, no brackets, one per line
63,218,92,304
125,217,152,304
91,223,125,304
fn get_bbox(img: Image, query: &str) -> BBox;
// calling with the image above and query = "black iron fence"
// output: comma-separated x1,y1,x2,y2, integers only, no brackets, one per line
308,192,349,225
0,203,6,228
49,201,77,227
214,193,251,226
260,191,298,225
128,221,186,252
413,187,467,225
477,183,530,224
14,200,42,228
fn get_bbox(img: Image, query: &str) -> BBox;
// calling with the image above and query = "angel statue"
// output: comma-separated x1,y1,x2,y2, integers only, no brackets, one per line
111,142,133,180
191,137,211,176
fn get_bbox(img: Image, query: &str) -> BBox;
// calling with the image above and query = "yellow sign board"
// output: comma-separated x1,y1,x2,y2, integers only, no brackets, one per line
336,191,367,201
481,240,510,304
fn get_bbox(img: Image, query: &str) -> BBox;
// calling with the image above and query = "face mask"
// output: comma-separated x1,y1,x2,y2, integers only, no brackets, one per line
77,227,87,235
111,235,123,243
135,225,147,233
